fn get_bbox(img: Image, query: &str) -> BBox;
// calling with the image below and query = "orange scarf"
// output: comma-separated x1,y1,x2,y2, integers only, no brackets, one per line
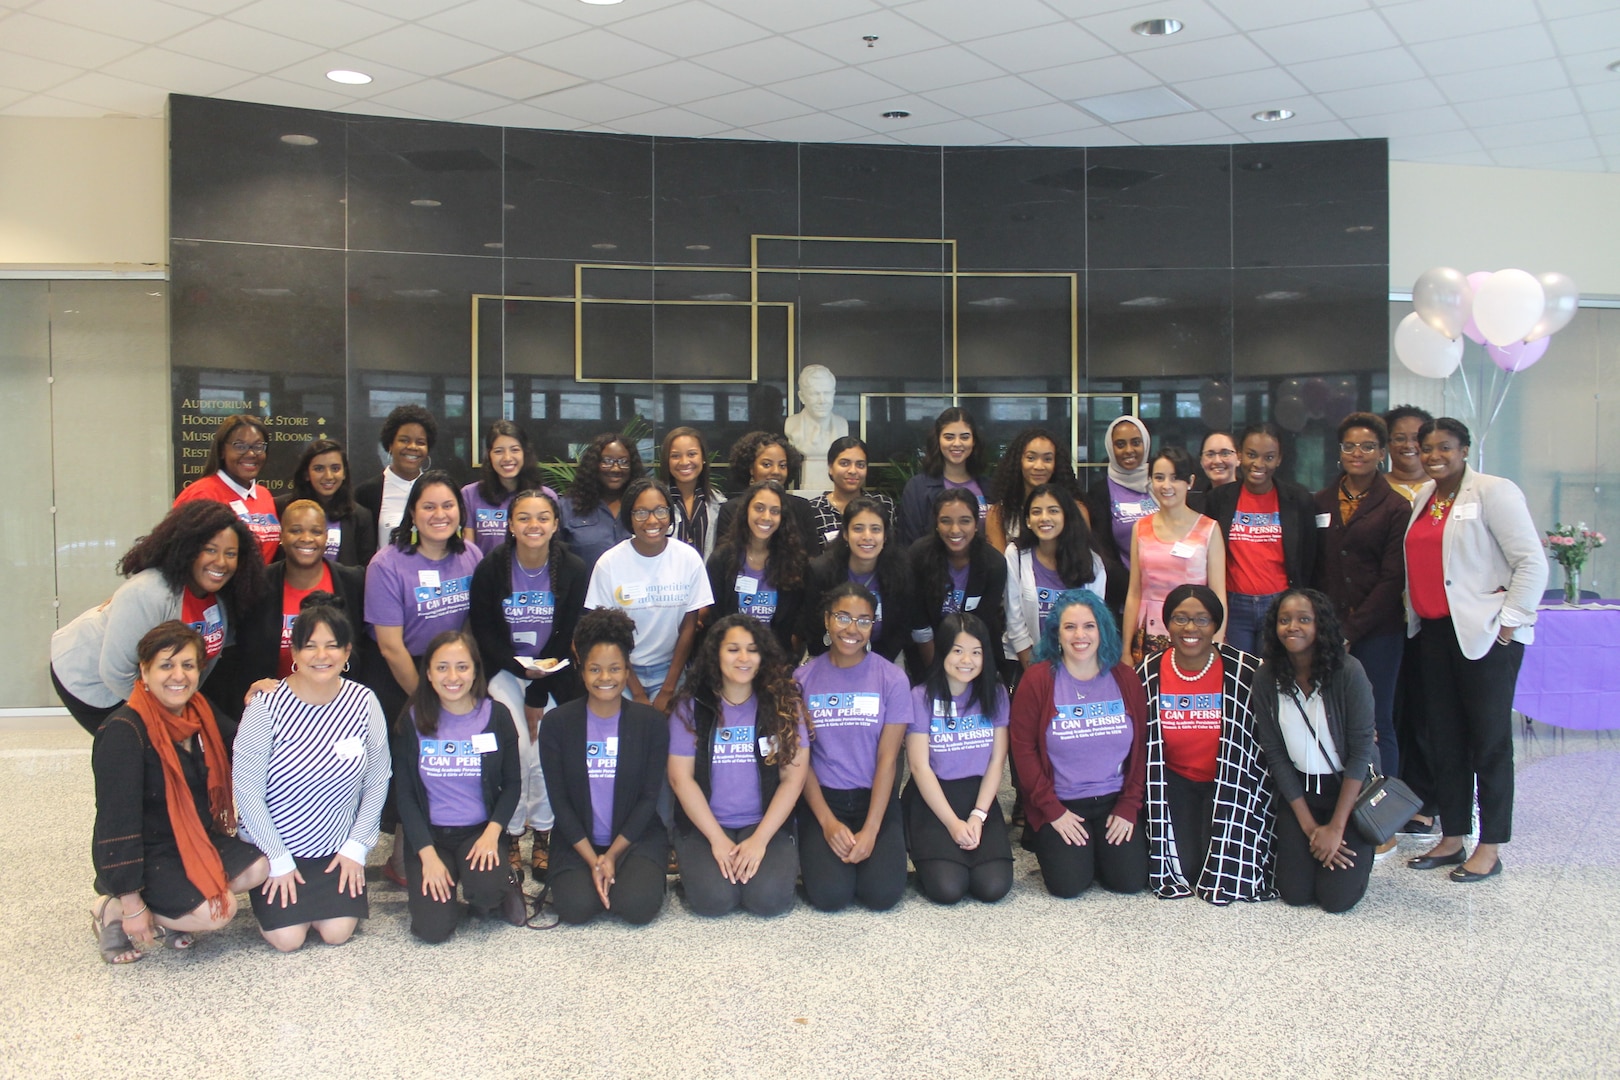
127,680,235,917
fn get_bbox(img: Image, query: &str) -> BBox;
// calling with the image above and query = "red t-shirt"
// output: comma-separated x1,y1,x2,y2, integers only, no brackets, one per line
278,565,335,678
173,474,281,565
1226,486,1288,596
1405,496,1451,619
180,588,226,662
1157,652,1224,783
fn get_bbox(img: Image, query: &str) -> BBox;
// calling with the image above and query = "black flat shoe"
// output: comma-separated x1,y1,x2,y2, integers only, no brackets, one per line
1400,818,1436,835
1450,859,1503,883
1407,849,1467,870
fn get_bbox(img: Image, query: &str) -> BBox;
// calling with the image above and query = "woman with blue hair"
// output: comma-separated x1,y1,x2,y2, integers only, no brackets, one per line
1009,588,1149,898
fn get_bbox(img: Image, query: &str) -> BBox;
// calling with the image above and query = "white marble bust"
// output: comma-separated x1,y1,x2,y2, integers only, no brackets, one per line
783,364,849,494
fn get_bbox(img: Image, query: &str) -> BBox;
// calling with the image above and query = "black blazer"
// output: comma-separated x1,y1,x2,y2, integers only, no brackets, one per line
715,492,823,557
211,559,371,719
1205,478,1319,594
469,544,587,706
801,551,925,663
704,543,804,656
1080,480,1133,624
539,698,670,869
274,493,378,569
392,699,522,855
352,475,385,538
1311,474,1408,645
906,536,1009,668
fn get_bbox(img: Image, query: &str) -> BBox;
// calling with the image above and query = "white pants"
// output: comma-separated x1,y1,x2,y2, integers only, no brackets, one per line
488,670,555,833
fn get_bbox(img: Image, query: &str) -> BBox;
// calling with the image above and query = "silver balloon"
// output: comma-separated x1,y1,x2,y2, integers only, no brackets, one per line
1412,266,1472,339
1524,272,1579,342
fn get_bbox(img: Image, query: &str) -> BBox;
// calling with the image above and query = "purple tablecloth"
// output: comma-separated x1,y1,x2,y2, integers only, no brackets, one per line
1513,605,1620,730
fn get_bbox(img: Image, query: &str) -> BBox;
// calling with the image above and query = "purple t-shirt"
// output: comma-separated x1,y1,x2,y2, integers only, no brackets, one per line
940,562,969,618
1046,666,1132,801
1107,478,1156,569
943,477,988,526
1033,557,1065,627
909,684,1008,782
461,483,561,557
849,568,883,640
504,559,555,657
670,696,763,828
365,544,482,656
793,651,911,792
416,698,493,828
585,706,621,848
735,563,779,622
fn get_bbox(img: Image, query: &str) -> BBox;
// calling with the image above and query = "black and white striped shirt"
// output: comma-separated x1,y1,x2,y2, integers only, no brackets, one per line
234,679,391,878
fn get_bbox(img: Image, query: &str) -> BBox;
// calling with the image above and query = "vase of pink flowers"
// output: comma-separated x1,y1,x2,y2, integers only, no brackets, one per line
1545,523,1606,604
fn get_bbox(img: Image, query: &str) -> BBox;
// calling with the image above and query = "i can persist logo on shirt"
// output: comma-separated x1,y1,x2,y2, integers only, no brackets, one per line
807,692,881,726
586,737,619,778
413,575,472,611
1231,511,1282,541
1051,699,1128,732
503,590,556,619
1159,693,1222,711
714,724,757,760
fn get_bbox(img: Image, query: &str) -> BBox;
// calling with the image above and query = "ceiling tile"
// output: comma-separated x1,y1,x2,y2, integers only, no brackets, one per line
1346,104,1467,137
1474,113,1595,149
1214,98,1342,132
1316,78,1445,118
547,0,694,28
1290,48,1426,93
787,10,950,63
769,67,904,109
857,44,1004,92
0,12,144,67
1409,24,1555,76
1021,126,1139,147
163,0,272,12
1411,149,1495,165
1112,110,1236,142
219,74,357,111
1130,34,1275,82
1387,128,1484,156
1453,88,1581,126
0,48,82,93
1492,136,1599,166
420,0,588,52
1249,11,1402,63
1433,59,1569,102
43,70,169,114
0,93,108,116
272,52,422,96
921,75,1052,116
690,36,841,85
342,0,468,16
1206,0,1372,32
102,47,253,96
1577,81,1620,112
0,86,28,110
1023,55,1160,101
747,111,876,141
1533,0,1620,15
893,0,1062,42
456,101,585,129
609,1,770,55
838,130,905,143
1244,117,1359,142
227,0,399,49
22,0,211,43
344,24,502,76
888,116,1004,144
1175,67,1309,109
1589,108,1620,135
960,21,1115,73
520,29,674,80
1548,10,1620,54
162,19,325,70
332,99,426,120
607,60,747,105
1379,0,1543,44
367,77,510,120
611,105,733,137
702,0,882,33
445,56,582,100
827,98,941,130
529,80,665,122
685,85,815,127
978,101,1104,138
1068,1,1240,53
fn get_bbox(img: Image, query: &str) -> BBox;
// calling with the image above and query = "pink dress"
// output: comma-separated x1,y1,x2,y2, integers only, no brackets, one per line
1134,514,1216,654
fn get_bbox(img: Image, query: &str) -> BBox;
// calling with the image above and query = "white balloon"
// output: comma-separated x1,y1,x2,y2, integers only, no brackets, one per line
1473,269,1545,347
1412,266,1472,339
1524,271,1579,342
1394,311,1463,379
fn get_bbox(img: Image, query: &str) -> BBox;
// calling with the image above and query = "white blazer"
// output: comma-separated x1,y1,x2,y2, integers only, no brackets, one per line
1403,469,1548,660
1003,544,1109,657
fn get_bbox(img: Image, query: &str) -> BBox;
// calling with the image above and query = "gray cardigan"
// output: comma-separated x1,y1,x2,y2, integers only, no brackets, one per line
49,569,230,709
1251,653,1377,805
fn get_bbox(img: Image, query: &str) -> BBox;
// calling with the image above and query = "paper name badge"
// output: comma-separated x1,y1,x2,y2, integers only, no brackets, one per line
758,735,778,756
332,735,364,759
734,575,758,595
327,526,342,548
418,570,441,589
1454,503,1479,520
1316,513,1332,528
1170,541,1197,559
824,528,841,545
964,595,981,611
230,499,249,516
471,733,498,754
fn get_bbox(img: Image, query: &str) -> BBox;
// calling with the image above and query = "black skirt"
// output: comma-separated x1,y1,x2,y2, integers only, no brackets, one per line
903,775,1012,867
106,832,263,920
248,855,370,931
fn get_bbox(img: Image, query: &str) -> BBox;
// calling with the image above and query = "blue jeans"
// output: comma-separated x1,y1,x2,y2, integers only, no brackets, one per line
1225,591,1282,656
1351,630,1404,778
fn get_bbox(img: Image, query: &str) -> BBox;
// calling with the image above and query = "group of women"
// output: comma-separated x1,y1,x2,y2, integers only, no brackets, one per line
58,399,1547,963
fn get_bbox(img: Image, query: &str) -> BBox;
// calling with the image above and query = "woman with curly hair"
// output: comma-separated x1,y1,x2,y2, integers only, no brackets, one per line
801,497,925,664
705,480,807,656
660,426,725,560
1009,588,1149,898
1250,588,1377,912
53,501,267,734
715,431,821,556
354,404,437,538
898,406,988,547
985,427,1077,552
277,438,377,568
907,488,1007,671
461,420,559,557
561,431,645,573
668,613,809,917
172,413,281,565
1004,483,1107,669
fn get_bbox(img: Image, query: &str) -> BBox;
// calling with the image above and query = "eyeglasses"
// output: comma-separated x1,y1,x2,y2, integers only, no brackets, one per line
1168,613,1214,629
830,612,875,630
630,506,670,521
1201,449,1235,460
1340,441,1381,455
228,441,267,455
600,457,631,468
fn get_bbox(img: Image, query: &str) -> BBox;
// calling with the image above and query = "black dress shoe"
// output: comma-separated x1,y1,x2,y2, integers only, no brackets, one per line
1407,849,1467,870
1450,859,1503,883
1400,817,1436,835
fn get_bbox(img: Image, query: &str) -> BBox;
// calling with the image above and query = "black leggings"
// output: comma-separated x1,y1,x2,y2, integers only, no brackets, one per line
404,825,523,944
1273,776,1373,914
1162,767,1215,886
796,788,907,912
1033,793,1148,898
550,849,666,926
51,666,117,736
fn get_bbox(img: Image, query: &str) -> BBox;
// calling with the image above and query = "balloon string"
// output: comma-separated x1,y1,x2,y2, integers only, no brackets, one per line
1486,368,1517,431
1454,353,1476,420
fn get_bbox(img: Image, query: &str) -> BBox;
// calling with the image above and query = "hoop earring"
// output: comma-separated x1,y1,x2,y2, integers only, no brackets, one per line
290,661,298,673
343,661,351,673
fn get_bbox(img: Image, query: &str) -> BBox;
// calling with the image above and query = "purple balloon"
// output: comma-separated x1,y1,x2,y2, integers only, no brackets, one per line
1487,337,1549,372
1461,270,1492,345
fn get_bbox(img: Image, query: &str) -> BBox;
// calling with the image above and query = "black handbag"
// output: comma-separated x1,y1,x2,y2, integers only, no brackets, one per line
1351,766,1424,846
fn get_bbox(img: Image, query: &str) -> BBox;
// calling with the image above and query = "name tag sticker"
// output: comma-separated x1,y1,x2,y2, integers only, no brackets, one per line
824,528,841,545
471,733,498,754
332,735,364,759
230,499,249,516
1170,541,1196,559
617,582,647,602
512,631,537,646
327,526,342,547
1454,503,1479,520
735,575,758,595
758,735,778,756
965,595,981,611
418,570,441,589
1315,513,1332,528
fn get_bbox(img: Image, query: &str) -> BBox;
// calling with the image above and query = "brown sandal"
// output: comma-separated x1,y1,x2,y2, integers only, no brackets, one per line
93,897,143,965
530,830,550,879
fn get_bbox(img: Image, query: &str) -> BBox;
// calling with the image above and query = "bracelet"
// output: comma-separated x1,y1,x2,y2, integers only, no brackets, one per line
969,807,989,822
120,904,147,920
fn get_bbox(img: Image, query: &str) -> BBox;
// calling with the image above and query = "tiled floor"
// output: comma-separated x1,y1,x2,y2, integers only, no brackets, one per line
3,715,1615,1079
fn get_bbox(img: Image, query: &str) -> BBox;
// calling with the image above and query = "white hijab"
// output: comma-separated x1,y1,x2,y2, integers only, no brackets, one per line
1105,416,1152,493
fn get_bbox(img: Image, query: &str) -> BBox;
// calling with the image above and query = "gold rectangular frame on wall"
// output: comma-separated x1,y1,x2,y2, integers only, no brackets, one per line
857,391,1141,471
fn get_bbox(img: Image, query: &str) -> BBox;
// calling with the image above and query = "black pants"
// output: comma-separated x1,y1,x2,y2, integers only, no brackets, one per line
404,825,523,944
1418,618,1521,844
796,788,907,912
1273,776,1373,913
1351,630,1404,778
51,666,117,736
672,821,798,917
904,776,1013,905
1393,632,1437,815
1162,768,1215,886
1032,793,1148,898
550,849,666,926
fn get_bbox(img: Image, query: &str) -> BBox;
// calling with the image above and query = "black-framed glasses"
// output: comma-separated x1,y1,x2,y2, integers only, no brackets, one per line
228,441,267,455
600,457,631,468
1168,613,1214,629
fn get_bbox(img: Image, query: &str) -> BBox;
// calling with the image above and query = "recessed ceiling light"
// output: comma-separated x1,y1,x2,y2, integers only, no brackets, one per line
325,69,372,85
1132,18,1183,36
1257,290,1304,301
881,109,911,119
410,198,441,208
591,242,618,250
1121,296,1171,307
1252,108,1294,122
685,243,712,252
280,134,319,147
578,0,623,5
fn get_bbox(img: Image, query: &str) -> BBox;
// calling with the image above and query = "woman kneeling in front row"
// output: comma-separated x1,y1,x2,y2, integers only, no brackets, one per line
669,614,809,917
1251,588,1376,913
539,608,669,925
1010,589,1149,898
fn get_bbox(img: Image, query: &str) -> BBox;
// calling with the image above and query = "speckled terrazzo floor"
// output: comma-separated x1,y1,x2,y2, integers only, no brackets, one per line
2,715,1616,1080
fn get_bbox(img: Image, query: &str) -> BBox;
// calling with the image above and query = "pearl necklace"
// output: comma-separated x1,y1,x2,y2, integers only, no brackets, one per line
1169,648,1216,681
